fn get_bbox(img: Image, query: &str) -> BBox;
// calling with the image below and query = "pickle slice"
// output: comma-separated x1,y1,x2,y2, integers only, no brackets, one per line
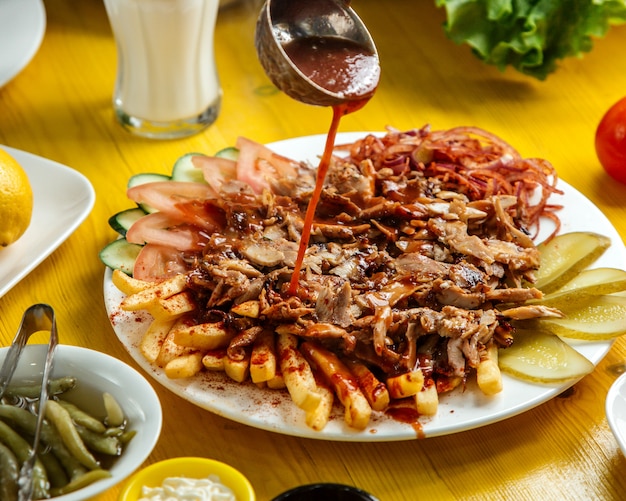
536,267,626,309
534,232,611,295
498,329,594,383
536,294,626,340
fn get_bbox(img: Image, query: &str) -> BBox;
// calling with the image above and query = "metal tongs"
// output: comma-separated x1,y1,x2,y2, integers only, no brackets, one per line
0,304,58,501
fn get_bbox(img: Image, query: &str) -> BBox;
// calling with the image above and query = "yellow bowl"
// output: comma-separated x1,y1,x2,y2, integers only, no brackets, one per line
118,457,256,501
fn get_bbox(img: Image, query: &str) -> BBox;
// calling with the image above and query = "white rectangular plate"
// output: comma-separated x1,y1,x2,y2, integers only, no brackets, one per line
0,146,95,298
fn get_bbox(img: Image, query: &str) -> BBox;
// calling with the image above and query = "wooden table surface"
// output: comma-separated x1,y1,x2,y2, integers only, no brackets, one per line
2,0,626,499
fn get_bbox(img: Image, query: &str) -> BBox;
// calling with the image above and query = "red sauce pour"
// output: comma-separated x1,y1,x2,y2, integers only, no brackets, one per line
284,36,380,295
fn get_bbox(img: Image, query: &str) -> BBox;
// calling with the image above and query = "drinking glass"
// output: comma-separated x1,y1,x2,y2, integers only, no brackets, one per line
104,0,222,139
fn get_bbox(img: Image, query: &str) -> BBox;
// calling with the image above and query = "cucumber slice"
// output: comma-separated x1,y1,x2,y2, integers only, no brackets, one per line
99,239,143,275
538,294,626,340
127,173,170,213
171,148,239,183
108,208,146,237
127,172,170,188
171,152,207,183
498,329,594,383
215,146,239,161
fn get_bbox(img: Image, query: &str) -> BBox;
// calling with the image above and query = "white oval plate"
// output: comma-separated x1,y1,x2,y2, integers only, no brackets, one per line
0,146,95,299
0,344,162,500
607,372,626,456
104,132,626,441
0,0,46,88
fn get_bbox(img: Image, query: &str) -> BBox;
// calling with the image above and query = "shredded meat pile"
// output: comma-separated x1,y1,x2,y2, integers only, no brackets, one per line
180,126,562,390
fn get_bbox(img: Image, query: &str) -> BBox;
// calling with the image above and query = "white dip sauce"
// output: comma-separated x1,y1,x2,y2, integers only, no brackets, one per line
139,475,236,501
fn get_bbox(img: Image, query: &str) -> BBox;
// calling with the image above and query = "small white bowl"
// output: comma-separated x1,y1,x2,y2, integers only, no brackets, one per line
607,371,626,456
0,344,163,500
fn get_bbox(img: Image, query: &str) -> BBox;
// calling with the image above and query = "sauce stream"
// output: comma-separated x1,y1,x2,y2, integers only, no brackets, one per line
284,35,380,294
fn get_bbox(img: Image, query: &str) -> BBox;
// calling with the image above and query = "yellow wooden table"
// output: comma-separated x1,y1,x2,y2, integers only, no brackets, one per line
2,0,626,499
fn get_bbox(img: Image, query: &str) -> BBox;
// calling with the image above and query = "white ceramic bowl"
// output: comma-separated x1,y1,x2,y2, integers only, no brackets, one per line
606,371,626,456
0,344,162,500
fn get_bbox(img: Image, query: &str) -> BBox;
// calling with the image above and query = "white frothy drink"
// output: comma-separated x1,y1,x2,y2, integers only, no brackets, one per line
104,0,221,138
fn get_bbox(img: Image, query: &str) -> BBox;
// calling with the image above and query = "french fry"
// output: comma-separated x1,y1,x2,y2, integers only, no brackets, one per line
305,376,334,431
148,291,196,321
300,341,371,430
276,333,321,412
120,273,187,311
140,317,177,363
266,371,286,390
415,381,439,416
164,352,204,379
111,269,150,295
156,321,196,367
386,369,424,399
173,321,233,351
436,375,463,394
274,323,305,336
224,352,251,383
231,300,261,318
250,330,277,383
346,359,390,412
477,344,503,395
202,349,227,371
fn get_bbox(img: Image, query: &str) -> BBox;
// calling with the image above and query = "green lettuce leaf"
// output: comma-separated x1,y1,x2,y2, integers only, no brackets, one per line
435,0,626,79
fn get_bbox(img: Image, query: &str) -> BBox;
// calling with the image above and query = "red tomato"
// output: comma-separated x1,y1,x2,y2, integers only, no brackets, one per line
127,181,214,215
191,154,237,194
133,243,188,281
595,96,626,184
234,136,299,193
126,212,207,252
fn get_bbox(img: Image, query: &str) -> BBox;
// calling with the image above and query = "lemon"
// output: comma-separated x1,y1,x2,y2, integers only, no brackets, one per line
0,148,33,247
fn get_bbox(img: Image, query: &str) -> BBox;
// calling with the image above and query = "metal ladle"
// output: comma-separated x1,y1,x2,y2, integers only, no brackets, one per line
254,0,380,108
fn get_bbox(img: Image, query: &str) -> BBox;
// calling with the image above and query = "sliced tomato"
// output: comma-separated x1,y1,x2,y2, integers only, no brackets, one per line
133,243,189,281
270,151,302,178
126,212,208,251
127,181,215,215
235,136,300,193
191,155,237,194
174,199,226,232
